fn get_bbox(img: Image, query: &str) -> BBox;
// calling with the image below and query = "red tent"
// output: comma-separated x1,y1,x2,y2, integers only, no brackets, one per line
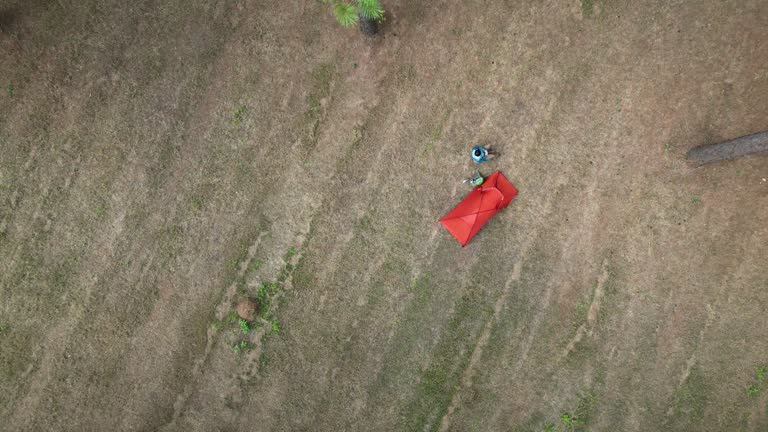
439,171,518,246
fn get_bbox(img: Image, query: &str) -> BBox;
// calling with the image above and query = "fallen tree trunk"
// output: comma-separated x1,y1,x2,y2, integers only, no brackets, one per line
686,130,768,167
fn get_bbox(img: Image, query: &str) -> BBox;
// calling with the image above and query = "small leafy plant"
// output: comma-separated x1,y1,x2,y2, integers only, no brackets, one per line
233,340,251,353
239,318,250,334
257,282,281,305
561,412,584,430
747,385,760,397
323,0,384,31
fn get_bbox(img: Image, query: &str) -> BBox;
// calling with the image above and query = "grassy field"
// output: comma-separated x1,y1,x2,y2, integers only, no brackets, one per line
1,0,767,431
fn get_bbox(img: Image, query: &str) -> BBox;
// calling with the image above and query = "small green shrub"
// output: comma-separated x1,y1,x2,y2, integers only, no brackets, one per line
233,105,248,124
757,366,766,382
239,318,250,334
269,320,280,335
747,385,760,397
323,0,384,28
233,340,251,353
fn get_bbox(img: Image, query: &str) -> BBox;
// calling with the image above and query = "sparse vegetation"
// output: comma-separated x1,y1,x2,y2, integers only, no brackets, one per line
561,412,583,429
285,246,297,259
233,105,248,124
247,259,263,274
745,366,767,397
190,196,203,212
1,1,766,430
233,340,251,353
223,247,294,357
269,320,280,335
669,364,708,427
747,385,760,397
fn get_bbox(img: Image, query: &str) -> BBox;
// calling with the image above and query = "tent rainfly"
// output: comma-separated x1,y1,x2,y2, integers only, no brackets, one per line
439,171,518,246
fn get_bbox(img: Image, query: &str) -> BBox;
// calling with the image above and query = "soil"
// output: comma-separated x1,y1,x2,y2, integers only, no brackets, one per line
1,0,767,431
359,16,378,36
236,300,258,321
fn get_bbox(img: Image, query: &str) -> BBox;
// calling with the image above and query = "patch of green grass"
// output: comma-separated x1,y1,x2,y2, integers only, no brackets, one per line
268,319,280,335
400,287,495,431
668,364,708,426
277,247,300,282
691,196,701,205
285,246,297,260
233,340,251,353
228,311,240,324
6,84,14,97
355,213,374,233
307,63,334,116
190,196,203,212
574,298,589,322
158,224,185,263
233,105,248,124
424,110,450,154
543,392,597,431
396,64,416,84
406,274,431,300
95,205,107,218
581,0,594,17
757,366,766,382
561,412,583,429
747,385,760,397
228,240,251,271
302,63,335,150
256,282,283,317
744,367,768,398
0,324,7,335
664,142,677,153
246,258,263,274
258,346,270,372
148,139,178,189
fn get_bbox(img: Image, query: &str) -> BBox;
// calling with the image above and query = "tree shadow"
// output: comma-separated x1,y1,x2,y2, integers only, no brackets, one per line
0,8,18,33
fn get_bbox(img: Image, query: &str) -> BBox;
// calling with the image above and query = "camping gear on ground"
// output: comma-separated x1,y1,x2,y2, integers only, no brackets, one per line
463,170,485,187
440,171,518,246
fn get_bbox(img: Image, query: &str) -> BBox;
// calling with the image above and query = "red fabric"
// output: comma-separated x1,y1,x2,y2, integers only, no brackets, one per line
439,171,518,246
